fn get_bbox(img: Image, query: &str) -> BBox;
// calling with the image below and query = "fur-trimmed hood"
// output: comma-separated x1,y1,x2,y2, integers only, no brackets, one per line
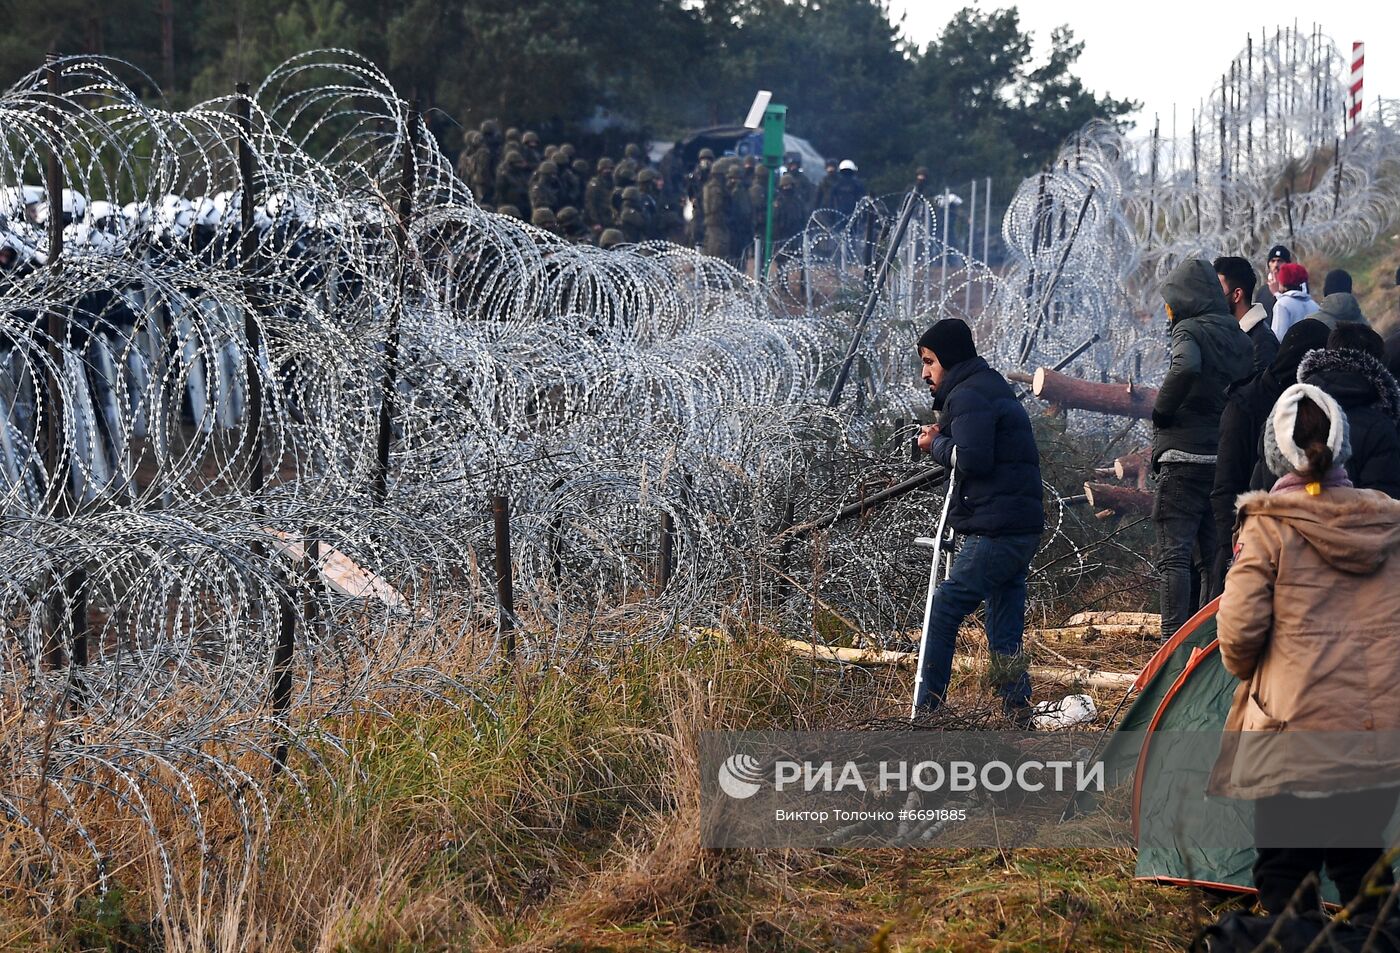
1298,346,1400,424
1236,486,1400,575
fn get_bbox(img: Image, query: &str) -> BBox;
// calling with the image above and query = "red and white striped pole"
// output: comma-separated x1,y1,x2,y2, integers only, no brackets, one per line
1349,41,1364,132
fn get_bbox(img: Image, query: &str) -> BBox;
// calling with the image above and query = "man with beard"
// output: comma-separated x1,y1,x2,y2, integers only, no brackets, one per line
913,318,1043,721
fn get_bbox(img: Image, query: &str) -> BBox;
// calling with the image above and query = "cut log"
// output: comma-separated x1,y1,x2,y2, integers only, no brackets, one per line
1066,611,1161,628
1112,446,1152,482
1083,482,1153,516
1033,367,1158,418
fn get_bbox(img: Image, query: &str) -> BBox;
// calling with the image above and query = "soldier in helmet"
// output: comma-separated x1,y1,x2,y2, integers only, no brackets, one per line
749,163,771,242
772,173,807,246
598,228,625,251
556,205,591,244
726,163,752,264
634,169,663,239
505,127,522,146
914,166,931,195
529,160,562,213
456,129,482,182
569,159,590,208
623,142,644,166
617,186,650,243
687,147,716,248
783,153,816,218
585,157,615,231
702,159,731,262
522,130,543,167
495,149,532,213
638,168,677,242
830,159,866,218
610,160,639,222
815,158,839,211
481,119,504,168
470,125,502,204
741,155,757,190
496,204,524,220
530,207,560,235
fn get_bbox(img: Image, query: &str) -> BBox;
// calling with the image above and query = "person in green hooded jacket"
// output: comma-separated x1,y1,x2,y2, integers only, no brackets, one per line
1151,258,1254,639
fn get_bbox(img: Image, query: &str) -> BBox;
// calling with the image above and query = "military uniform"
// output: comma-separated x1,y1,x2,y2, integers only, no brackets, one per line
749,165,771,241
815,164,838,210
702,174,730,261
617,187,649,243
495,151,532,213
556,206,592,244
726,168,752,263
529,161,562,213
610,161,638,224
585,160,615,230
530,207,559,235
521,131,543,168
784,161,816,218
687,148,715,247
772,177,806,245
829,169,866,217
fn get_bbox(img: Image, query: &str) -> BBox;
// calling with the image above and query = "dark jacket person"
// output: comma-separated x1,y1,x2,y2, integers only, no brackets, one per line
1209,319,1331,595
1250,327,1400,498
1151,259,1253,638
914,319,1042,719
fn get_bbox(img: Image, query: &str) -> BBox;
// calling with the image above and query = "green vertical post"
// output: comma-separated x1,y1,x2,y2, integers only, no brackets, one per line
759,103,786,281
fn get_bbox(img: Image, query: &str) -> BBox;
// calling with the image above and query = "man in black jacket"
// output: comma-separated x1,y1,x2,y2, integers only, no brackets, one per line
1208,318,1331,597
1249,323,1400,498
1151,259,1253,639
913,319,1043,718
1215,256,1278,374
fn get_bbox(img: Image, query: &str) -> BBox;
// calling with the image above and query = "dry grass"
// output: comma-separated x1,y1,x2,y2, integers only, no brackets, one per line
0,629,1210,952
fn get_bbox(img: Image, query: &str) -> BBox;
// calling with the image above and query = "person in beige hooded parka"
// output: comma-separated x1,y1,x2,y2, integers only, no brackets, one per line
1211,381,1400,914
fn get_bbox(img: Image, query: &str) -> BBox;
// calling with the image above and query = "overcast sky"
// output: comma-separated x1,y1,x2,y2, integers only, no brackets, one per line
890,1,1393,138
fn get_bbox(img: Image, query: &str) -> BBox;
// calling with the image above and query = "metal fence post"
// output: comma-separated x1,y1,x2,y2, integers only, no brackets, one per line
493,493,515,659
41,56,87,672
371,98,419,504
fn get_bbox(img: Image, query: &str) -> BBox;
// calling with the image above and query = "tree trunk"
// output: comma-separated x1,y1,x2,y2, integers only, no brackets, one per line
160,0,174,93
1033,366,1158,419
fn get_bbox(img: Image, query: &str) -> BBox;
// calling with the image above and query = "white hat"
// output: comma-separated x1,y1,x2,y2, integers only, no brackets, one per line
1264,382,1350,479
839,159,857,172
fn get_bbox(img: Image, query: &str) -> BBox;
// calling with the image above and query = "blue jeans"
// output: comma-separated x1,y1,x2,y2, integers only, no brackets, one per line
914,532,1040,713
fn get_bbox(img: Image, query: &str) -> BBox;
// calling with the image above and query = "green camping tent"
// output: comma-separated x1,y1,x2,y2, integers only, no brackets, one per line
1102,597,1256,893
1104,597,1397,901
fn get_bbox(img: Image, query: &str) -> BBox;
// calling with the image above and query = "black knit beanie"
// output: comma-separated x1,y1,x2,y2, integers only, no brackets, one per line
1269,317,1330,380
917,318,977,369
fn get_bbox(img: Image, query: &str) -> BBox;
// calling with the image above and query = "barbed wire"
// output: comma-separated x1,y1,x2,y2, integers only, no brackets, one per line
0,31,1394,908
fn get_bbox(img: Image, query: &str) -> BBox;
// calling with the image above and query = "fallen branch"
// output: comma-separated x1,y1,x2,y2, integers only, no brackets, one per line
776,638,1135,690
1065,611,1160,628
774,465,949,542
1034,624,1157,643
